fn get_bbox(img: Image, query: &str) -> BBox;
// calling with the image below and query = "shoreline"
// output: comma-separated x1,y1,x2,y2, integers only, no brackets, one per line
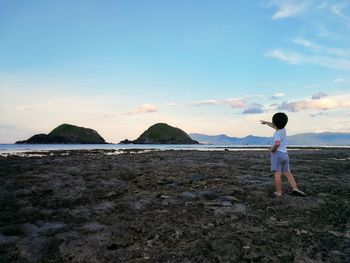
1,145,350,157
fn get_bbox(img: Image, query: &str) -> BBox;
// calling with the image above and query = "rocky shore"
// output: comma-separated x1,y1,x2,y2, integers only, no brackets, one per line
0,149,349,262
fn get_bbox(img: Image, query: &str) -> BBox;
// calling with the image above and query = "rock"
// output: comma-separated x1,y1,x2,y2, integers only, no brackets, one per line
159,195,171,199
196,198,243,215
222,195,239,202
190,174,206,183
232,203,246,214
278,251,294,262
119,139,133,144
168,182,178,188
180,192,198,199
221,201,233,207
199,190,219,200
0,234,19,245
1,147,349,262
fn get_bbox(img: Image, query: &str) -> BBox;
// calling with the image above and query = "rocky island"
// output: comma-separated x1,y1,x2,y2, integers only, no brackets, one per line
120,123,199,144
16,124,106,144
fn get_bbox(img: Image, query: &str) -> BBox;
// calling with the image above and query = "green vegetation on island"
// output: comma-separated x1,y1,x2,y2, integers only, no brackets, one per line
121,123,199,144
16,124,106,144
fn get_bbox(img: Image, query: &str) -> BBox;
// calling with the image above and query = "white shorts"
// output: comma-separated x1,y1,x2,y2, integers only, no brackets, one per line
271,151,290,173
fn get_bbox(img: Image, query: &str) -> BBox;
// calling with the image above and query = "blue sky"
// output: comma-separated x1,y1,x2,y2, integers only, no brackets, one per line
0,0,349,143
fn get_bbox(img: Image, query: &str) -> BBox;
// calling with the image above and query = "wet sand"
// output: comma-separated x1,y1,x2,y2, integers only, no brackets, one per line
0,149,349,262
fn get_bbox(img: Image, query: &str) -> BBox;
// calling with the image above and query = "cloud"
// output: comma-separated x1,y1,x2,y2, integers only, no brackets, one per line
330,3,349,20
316,24,339,39
311,92,327,100
189,98,247,108
293,38,319,50
267,49,301,64
243,106,265,114
310,112,327,118
178,92,349,116
334,78,350,83
91,114,110,121
271,93,285,99
123,104,158,116
243,108,264,114
278,94,350,112
164,95,267,114
242,103,265,114
164,103,179,107
267,49,350,71
268,1,349,21
224,98,247,108
166,97,248,109
189,100,221,107
269,0,309,19
293,37,350,57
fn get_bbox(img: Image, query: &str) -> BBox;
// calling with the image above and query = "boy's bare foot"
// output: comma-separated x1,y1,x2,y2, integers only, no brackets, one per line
291,189,306,197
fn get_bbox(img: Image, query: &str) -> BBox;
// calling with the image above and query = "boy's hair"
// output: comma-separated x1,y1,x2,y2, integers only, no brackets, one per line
272,112,288,129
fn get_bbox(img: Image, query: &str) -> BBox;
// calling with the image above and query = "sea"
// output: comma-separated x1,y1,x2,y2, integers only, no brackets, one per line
0,143,269,154
0,144,349,156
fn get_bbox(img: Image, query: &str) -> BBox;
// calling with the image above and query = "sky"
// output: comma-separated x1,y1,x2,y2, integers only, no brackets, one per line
0,0,349,143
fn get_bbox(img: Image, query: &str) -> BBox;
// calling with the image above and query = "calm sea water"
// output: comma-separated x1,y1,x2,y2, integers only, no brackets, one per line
0,144,270,154
0,144,348,155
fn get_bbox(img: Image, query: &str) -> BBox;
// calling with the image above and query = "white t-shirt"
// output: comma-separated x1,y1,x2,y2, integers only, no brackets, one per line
273,128,288,153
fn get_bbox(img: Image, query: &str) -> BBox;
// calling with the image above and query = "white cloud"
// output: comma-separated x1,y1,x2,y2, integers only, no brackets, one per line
267,49,350,71
278,93,350,112
123,104,159,115
163,96,272,114
269,0,309,19
164,102,180,107
189,100,221,106
165,98,248,109
271,93,285,99
293,38,315,49
224,98,247,108
293,37,350,57
311,92,327,100
266,49,301,64
316,24,339,39
310,112,327,118
334,78,350,83
243,103,265,114
330,3,349,19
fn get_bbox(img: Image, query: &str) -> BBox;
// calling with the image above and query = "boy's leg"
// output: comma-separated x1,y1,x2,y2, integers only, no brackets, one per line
284,171,298,191
284,172,306,196
274,171,282,196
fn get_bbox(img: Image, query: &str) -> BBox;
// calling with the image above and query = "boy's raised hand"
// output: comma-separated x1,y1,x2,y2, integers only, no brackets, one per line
260,120,276,129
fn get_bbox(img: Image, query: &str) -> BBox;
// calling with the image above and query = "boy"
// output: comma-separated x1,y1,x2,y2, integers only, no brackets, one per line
261,112,306,197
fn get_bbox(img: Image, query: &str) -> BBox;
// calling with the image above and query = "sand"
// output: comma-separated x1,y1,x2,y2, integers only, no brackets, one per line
0,149,349,262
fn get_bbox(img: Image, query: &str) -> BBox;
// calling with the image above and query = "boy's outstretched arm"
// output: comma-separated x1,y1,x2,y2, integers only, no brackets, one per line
260,120,277,130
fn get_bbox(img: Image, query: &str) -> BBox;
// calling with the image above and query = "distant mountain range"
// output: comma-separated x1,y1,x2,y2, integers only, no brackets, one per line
189,132,350,146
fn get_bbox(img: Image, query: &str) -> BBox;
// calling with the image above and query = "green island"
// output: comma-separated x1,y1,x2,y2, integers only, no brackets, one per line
120,123,199,144
16,124,106,144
